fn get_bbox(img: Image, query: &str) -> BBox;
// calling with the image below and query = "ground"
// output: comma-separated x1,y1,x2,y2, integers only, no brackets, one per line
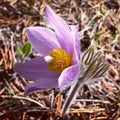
0,0,120,120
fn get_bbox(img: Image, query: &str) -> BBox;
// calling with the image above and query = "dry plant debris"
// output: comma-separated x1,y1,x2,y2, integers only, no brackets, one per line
0,0,120,120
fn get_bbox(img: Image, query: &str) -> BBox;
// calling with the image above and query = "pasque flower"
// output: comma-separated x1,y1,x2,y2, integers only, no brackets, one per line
15,5,80,94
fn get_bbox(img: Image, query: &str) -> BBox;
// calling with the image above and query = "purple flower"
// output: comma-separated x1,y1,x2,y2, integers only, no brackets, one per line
15,5,80,94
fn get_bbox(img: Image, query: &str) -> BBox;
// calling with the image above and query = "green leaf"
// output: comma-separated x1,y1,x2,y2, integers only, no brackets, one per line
82,46,94,65
22,42,31,56
82,46,109,80
16,43,23,56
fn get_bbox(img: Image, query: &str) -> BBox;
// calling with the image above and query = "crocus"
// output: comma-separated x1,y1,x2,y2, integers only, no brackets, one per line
15,5,80,94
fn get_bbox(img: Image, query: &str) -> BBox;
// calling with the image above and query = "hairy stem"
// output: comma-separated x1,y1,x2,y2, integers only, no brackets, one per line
61,77,84,116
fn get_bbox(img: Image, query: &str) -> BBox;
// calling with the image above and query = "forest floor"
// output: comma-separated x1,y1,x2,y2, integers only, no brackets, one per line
0,0,120,120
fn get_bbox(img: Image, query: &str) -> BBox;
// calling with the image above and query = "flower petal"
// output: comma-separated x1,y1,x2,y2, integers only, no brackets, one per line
45,5,73,54
15,57,60,79
70,25,80,64
25,77,58,94
58,63,80,88
26,27,60,56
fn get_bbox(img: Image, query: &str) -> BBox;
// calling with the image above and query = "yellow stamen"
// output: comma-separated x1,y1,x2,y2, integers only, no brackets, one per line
48,48,72,72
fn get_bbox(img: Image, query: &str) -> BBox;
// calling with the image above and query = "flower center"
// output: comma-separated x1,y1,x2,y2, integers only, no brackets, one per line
47,48,72,72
